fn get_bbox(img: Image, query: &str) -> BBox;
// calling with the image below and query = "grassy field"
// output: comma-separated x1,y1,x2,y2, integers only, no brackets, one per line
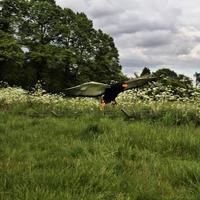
1,85,200,200
1,102,200,200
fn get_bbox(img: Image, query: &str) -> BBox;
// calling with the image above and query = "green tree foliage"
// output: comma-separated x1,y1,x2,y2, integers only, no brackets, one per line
23,44,76,91
153,68,193,90
0,0,125,91
140,67,151,77
153,68,178,78
0,30,24,85
194,73,200,86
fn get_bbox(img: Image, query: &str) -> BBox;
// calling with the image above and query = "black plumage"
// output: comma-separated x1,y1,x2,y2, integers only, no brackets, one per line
64,75,158,107
103,83,125,103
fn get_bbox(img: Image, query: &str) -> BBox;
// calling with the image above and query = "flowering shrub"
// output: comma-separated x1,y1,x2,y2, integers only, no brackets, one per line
0,81,200,123
0,84,98,111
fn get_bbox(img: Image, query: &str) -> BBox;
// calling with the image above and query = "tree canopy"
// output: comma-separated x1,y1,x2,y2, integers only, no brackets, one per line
0,0,196,93
0,30,24,85
140,67,151,77
194,73,200,86
0,0,125,92
153,68,193,90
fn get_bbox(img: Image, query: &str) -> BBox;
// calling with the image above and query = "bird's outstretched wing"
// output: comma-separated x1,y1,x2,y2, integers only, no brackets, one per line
124,75,158,90
64,81,110,97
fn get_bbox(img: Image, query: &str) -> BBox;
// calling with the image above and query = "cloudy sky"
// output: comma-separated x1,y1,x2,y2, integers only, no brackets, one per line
56,0,200,78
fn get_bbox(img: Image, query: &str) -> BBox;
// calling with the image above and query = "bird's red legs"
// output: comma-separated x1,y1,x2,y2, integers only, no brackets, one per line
111,100,117,106
100,98,106,110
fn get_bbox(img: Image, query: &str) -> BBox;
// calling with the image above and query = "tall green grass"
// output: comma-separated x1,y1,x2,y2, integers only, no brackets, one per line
1,103,200,199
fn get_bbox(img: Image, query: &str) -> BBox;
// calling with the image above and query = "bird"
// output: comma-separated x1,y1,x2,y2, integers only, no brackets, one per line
63,75,158,109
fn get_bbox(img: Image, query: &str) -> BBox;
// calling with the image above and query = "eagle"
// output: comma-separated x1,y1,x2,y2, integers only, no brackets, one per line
64,75,158,109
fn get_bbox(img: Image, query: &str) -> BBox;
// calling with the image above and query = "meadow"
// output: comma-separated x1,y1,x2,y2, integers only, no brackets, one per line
1,83,200,200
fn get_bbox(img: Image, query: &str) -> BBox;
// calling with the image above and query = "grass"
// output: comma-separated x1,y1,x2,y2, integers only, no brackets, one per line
1,103,200,199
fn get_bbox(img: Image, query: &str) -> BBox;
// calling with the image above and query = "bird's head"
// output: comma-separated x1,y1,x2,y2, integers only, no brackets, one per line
122,83,128,89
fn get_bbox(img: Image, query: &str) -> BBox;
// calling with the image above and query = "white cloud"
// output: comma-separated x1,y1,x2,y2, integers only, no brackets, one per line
56,0,200,77
179,44,200,60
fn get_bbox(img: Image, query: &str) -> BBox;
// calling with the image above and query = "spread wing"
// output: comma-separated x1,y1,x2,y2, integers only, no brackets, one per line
124,75,158,90
64,81,110,97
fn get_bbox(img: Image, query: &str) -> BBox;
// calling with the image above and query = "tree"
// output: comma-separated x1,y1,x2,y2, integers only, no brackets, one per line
0,30,24,85
80,29,124,84
0,0,125,91
153,68,177,78
31,0,56,3
23,44,76,91
153,68,192,89
194,73,200,86
0,0,29,33
140,67,151,77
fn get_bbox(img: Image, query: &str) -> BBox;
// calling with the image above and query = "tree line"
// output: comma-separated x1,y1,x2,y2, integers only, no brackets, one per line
0,0,125,92
0,0,198,93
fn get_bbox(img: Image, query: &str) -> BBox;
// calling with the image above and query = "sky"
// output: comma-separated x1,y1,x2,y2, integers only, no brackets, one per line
56,0,200,78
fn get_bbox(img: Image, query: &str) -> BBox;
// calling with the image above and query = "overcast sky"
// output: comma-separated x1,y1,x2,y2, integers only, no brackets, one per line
56,0,200,78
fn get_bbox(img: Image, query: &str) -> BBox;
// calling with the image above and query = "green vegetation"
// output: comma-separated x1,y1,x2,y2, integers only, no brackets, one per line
153,68,193,89
1,86,200,199
0,0,125,92
1,1,200,199
0,0,198,91
1,104,200,200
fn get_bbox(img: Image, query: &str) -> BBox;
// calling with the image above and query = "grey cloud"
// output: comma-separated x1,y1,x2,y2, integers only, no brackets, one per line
56,0,200,76
95,8,180,36
136,31,172,48
115,30,173,49
107,21,175,36
86,0,122,18
137,38,170,48
194,36,200,43
89,9,118,18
